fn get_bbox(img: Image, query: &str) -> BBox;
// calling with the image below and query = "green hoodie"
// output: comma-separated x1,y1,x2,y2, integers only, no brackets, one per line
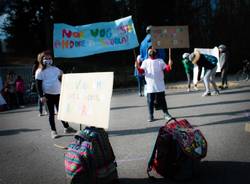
182,58,194,74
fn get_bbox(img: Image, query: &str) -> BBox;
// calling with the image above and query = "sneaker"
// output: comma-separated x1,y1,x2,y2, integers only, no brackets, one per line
51,131,59,139
202,92,211,97
148,116,154,122
194,86,199,91
211,90,220,96
187,88,191,92
164,113,172,121
64,126,77,134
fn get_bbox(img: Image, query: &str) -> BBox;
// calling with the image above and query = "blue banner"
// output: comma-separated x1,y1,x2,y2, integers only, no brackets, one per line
53,16,139,58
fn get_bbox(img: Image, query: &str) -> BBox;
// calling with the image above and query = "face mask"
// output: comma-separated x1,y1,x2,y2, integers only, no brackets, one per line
43,59,53,66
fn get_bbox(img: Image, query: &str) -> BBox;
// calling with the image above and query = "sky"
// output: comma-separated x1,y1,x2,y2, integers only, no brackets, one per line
0,14,7,39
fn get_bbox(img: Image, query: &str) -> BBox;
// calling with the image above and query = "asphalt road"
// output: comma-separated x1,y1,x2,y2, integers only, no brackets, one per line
0,79,250,184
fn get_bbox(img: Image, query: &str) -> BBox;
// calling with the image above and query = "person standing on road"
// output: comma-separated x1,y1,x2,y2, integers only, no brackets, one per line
34,54,48,116
135,48,173,122
134,55,145,96
36,50,76,139
15,75,25,108
181,53,198,92
189,51,219,97
218,44,229,89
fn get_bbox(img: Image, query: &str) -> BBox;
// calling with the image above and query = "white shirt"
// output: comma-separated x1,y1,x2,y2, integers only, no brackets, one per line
141,58,166,93
36,66,62,95
35,68,42,79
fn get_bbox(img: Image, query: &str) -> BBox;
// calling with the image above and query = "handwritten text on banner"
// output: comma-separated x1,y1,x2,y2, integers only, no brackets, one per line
53,16,138,58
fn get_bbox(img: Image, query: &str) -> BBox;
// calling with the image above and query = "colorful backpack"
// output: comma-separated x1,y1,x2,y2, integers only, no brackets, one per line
65,127,118,184
147,118,207,180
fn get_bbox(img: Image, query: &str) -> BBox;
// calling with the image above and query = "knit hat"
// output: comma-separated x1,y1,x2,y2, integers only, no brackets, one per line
189,51,200,64
218,44,226,52
182,53,190,59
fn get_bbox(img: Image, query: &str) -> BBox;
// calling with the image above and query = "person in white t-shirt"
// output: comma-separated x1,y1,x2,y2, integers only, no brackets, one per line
36,50,76,139
135,48,173,122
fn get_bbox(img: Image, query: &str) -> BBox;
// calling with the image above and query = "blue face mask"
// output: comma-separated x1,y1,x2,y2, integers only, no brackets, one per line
43,59,53,66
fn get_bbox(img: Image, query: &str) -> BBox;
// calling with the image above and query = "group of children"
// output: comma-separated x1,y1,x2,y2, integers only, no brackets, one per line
0,72,25,110
134,41,228,122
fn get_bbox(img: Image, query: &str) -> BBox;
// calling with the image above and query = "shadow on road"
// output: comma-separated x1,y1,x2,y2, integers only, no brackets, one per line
179,109,250,119
170,99,250,110
108,126,161,137
0,128,41,136
119,161,250,184
194,116,250,128
111,105,146,111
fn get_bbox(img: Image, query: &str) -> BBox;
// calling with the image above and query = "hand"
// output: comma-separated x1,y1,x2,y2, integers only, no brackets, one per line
134,60,139,68
40,97,47,103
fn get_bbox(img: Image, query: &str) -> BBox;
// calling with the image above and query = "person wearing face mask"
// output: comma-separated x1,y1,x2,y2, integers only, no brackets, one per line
36,50,76,139
135,48,173,122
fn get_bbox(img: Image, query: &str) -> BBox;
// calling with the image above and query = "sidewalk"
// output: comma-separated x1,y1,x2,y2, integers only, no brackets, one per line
113,74,240,94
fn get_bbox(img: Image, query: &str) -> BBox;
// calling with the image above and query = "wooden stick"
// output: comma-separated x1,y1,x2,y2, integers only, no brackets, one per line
54,143,68,150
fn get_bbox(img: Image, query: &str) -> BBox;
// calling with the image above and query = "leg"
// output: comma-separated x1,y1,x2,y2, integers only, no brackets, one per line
210,66,219,94
203,69,212,95
186,73,191,91
157,92,169,114
46,94,56,131
147,93,155,121
54,94,69,128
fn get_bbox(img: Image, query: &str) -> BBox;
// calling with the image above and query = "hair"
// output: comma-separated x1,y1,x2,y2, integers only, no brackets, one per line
37,50,52,70
148,48,157,58
37,50,52,64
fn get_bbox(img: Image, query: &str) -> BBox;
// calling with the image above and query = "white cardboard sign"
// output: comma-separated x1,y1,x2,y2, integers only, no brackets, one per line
58,72,114,129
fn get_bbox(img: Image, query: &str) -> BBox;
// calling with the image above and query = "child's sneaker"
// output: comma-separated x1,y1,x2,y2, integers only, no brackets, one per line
164,113,172,121
51,131,59,139
211,90,220,96
202,92,211,97
194,86,199,91
64,127,77,134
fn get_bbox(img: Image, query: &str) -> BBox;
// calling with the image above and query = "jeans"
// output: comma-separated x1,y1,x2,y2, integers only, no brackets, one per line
203,66,218,93
136,76,145,95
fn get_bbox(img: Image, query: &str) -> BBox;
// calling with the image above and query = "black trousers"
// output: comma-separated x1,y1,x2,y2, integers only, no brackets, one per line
147,92,168,118
45,94,69,131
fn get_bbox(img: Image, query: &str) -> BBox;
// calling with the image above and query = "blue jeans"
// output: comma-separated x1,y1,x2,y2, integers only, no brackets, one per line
136,75,145,95
203,66,218,93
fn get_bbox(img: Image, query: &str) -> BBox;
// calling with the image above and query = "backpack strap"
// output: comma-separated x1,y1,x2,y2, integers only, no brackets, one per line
165,117,177,125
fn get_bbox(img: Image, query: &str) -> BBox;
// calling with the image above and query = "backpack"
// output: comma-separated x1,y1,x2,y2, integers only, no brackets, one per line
147,118,207,180
65,126,118,184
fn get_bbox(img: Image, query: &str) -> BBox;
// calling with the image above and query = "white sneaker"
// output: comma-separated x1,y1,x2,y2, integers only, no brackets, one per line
164,113,172,121
64,127,77,134
51,131,59,139
194,86,199,91
202,92,211,97
187,88,191,92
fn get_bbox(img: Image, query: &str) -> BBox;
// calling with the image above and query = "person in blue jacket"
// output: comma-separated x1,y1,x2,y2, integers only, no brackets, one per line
140,25,166,61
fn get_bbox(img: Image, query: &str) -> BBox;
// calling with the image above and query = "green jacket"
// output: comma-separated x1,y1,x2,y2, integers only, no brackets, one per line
182,58,194,74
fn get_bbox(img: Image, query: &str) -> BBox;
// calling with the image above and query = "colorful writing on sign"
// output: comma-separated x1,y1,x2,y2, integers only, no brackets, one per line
53,16,138,58
151,26,189,48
